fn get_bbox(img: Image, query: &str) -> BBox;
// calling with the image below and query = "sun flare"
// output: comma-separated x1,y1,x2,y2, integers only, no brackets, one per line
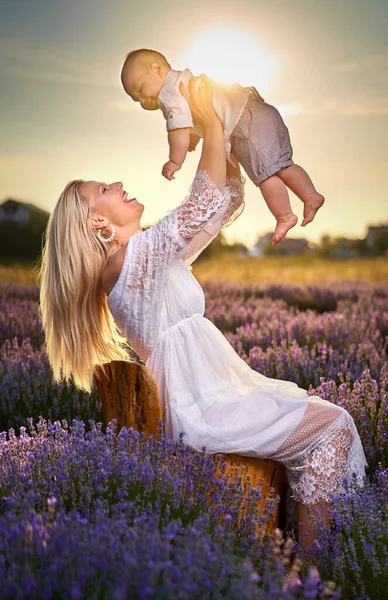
182,27,277,93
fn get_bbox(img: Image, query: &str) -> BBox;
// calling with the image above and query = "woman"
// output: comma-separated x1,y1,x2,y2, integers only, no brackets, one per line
40,79,366,545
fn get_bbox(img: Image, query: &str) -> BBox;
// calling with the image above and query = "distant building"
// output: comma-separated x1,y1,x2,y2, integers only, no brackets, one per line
252,233,311,256
0,198,49,225
329,237,358,258
365,224,388,249
280,238,311,255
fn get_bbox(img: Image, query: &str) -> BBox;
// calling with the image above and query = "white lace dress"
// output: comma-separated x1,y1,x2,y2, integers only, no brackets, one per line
108,171,366,504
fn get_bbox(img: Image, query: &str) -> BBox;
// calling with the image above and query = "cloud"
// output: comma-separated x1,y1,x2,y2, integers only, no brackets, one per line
269,98,388,118
7,65,117,87
318,97,388,117
336,54,388,90
275,97,388,118
0,37,117,88
275,104,304,117
336,54,388,74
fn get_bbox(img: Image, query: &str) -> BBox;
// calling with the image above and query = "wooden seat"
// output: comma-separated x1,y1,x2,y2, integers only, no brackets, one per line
218,454,285,535
94,361,162,438
94,360,285,536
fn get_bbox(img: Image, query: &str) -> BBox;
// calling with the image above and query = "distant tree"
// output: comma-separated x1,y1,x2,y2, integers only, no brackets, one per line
193,232,248,261
0,222,47,262
0,200,49,262
371,230,388,255
315,235,336,258
196,231,233,261
352,238,369,256
262,243,278,256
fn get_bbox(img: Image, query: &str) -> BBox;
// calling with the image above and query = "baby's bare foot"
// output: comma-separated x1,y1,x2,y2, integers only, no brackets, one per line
273,213,298,245
302,193,325,226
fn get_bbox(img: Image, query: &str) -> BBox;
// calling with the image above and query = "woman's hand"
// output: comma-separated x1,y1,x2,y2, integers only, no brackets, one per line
179,76,221,129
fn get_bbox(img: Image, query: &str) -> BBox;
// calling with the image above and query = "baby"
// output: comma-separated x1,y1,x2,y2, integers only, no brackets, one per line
121,48,324,244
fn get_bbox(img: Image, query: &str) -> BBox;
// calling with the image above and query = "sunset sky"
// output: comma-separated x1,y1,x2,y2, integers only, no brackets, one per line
0,0,387,247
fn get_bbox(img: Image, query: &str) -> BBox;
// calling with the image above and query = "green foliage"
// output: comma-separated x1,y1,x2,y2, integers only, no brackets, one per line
0,220,48,261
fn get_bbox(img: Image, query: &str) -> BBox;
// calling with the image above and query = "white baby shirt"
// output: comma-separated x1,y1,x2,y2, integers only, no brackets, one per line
158,68,251,164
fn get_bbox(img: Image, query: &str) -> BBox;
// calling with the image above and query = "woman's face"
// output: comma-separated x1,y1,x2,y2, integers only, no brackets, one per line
80,180,144,227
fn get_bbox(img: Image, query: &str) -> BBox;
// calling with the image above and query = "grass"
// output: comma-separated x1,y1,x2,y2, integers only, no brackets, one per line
0,263,39,284
0,256,387,286
193,255,388,285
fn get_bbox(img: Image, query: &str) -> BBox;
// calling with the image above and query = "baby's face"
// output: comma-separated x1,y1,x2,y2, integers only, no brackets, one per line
122,63,165,111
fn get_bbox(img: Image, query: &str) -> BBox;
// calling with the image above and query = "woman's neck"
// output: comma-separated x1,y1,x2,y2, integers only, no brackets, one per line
115,221,142,246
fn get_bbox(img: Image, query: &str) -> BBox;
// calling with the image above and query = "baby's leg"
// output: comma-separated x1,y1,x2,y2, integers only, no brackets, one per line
276,165,325,226
259,176,298,245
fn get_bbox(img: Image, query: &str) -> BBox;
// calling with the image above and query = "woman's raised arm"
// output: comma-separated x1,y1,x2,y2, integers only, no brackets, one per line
180,78,226,186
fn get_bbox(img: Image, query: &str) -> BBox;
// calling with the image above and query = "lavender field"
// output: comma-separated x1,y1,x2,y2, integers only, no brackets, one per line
0,279,387,599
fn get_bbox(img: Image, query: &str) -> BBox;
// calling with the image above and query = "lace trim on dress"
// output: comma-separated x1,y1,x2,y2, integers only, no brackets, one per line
284,412,367,504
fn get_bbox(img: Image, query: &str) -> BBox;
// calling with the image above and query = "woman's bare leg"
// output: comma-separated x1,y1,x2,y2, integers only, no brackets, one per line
297,500,330,549
276,165,325,226
258,175,298,245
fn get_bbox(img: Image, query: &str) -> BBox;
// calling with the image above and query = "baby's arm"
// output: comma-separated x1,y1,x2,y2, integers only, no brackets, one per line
162,128,191,181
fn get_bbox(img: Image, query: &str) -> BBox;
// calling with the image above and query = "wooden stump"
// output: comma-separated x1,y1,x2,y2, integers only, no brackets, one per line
94,360,162,438
95,360,285,534
217,454,285,536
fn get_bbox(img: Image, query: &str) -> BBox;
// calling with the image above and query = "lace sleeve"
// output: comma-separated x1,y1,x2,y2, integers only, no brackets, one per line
177,171,245,266
175,170,231,239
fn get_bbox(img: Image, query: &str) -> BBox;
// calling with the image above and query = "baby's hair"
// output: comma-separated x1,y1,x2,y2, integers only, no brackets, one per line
122,48,171,75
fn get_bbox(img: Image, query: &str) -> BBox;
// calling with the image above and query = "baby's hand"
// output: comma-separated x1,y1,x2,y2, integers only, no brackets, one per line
188,133,201,152
162,160,181,181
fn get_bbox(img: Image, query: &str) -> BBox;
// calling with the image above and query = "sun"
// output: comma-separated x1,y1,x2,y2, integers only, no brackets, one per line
181,27,277,93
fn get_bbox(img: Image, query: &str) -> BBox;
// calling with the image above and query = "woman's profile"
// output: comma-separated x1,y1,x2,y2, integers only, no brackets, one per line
40,78,366,546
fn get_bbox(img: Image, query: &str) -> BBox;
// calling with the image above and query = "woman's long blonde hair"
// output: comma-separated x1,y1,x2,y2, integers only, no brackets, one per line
39,180,129,392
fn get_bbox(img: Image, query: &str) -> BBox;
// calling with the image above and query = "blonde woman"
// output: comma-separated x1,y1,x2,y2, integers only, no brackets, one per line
40,79,366,546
